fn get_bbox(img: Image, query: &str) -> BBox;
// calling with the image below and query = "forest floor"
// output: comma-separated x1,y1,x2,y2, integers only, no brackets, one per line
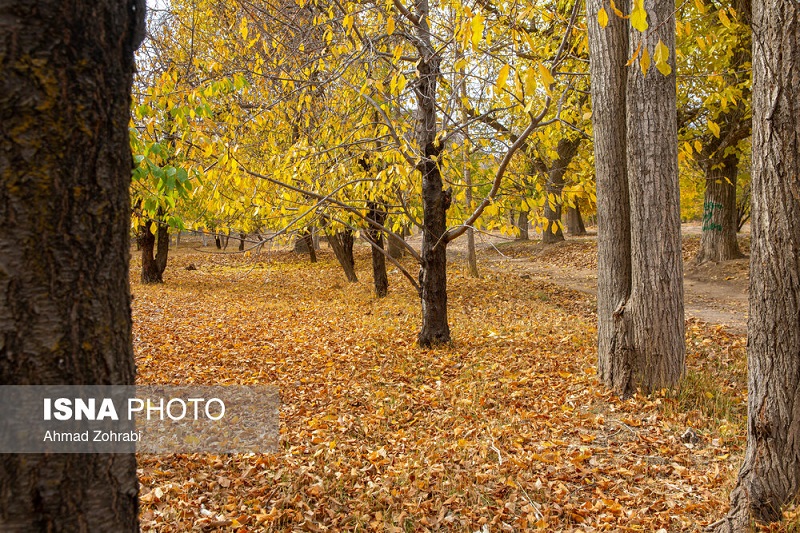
131,225,778,532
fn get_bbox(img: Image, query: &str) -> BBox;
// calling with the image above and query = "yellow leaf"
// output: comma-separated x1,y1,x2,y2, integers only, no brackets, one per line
538,63,555,88
630,0,648,32
496,64,510,92
610,0,623,16
386,16,395,35
708,120,721,138
598,7,609,28
654,39,672,76
640,47,651,75
626,40,642,66
694,139,703,153
718,8,731,28
470,13,484,49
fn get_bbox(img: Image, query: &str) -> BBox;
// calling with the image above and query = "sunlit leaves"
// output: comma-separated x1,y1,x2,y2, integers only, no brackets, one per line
597,7,609,28
654,40,672,75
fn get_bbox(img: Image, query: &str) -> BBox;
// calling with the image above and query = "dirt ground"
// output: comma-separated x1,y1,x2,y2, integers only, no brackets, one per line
438,222,750,334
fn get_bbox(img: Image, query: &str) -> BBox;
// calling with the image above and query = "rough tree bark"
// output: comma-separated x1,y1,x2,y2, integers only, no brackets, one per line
367,202,388,297
709,1,800,530
0,0,142,530
327,229,358,282
566,205,586,236
696,155,744,264
587,0,633,392
588,0,684,396
622,0,685,395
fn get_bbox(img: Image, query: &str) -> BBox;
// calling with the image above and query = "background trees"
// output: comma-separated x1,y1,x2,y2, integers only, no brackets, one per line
0,0,140,529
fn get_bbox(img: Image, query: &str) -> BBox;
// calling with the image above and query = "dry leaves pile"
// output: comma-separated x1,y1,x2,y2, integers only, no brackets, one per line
133,245,747,532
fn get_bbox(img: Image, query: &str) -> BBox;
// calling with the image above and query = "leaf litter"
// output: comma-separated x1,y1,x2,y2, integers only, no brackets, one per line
133,246,747,531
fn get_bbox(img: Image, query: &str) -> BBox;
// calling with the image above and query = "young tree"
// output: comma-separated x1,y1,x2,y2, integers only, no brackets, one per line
0,0,141,530
588,0,684,396
709,0,800,529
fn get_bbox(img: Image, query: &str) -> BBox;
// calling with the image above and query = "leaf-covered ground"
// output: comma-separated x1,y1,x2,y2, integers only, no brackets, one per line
134,244,749,532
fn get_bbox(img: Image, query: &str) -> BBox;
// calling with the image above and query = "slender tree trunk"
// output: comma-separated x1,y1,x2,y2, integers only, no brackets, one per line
517,210,529,241
238,233,246,251
215,232,221,249
367,202,388,297
462,124,479,276
710,2,800,529
0,0,141,529
303,230,316,263
621,0,684,395
696,155,744,263
587,0,632,393
327,229,357,282
566,205,587,236
412,0,451,346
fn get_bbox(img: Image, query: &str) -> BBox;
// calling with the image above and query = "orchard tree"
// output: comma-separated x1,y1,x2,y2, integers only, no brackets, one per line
0,0,141,529
587,0,684,396
709,0,800,529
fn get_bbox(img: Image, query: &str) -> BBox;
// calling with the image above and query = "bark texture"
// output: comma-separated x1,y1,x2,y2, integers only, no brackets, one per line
588,0,684,396
623,0,685,394
709,1,800,530
0,0,141,530
586,0,633,392
696,155,744,264
517,210,529,241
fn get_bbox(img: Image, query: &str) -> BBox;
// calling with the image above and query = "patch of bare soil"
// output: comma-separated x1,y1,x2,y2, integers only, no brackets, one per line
444,226,751,334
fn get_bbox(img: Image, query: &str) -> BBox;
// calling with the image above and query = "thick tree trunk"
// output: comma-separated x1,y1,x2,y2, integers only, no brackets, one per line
710,2,800,530
0,0,140,530
696,155,744,263
589,0,684,396
367,203,388,297
620,0,685,395
327,229,357,282
140,220,168,284
566,205,587,236
517,210,529,241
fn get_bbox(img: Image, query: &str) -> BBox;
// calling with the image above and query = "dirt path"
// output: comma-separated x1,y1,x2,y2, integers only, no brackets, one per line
435,225,750,334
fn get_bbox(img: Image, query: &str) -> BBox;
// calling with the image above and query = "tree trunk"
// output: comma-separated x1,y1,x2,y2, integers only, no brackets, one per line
566,205,587,236
238,233,246,251
517,210,529,241
387,223,409,259
621,0,685,395
710,1,800,529
367,203,388,297
304,230,316,263
589,0,684,396
0,0,140,530
140,220,168,284
541,138,581,244
215,233,221,249
463,139,480,276
696,155,744,263
327,229,357,282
